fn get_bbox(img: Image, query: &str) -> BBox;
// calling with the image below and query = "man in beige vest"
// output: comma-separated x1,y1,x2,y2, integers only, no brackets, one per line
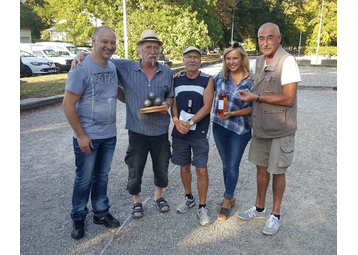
238,22,301,235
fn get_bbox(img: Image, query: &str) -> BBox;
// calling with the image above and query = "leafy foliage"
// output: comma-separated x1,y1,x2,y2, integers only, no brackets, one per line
20,0,337,57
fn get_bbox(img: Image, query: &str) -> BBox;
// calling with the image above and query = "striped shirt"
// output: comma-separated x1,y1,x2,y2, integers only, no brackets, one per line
211,70,254,135
111,59,174,136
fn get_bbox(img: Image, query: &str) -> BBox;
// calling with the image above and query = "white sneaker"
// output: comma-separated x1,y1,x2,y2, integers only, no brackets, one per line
237,206,266,219
197,207,211,226
176,197,196,213
263,215,282,235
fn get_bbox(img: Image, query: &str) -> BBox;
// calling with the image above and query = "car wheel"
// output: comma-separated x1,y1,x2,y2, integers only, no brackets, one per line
23,65,33,77
55,63,63,73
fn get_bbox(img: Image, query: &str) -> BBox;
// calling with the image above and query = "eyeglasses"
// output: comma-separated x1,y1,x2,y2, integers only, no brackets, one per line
226,42,242,48
183,55,201,60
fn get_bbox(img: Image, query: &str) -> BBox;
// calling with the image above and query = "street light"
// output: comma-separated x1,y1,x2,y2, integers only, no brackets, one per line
315,0,324,65
123,0,128,59
231,9,237,45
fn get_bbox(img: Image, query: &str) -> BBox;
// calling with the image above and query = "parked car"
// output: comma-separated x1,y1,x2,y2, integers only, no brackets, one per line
77,47,93,53
20,50,59,77
32,48,73,73
20,56,25,77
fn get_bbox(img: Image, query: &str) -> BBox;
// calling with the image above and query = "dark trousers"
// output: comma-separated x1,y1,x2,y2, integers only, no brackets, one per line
125,131,171,195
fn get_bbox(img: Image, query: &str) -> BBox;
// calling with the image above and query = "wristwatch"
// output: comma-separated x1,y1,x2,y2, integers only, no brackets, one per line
188,119,195,126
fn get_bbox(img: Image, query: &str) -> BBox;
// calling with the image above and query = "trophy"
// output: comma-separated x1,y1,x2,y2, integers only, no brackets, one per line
140,92,168,114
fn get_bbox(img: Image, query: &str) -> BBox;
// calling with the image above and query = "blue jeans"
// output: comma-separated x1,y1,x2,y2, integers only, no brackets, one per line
71,136,116,221
213,123,251,200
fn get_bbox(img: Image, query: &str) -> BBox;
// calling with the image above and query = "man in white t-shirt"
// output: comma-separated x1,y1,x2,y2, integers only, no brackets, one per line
238,22,301,235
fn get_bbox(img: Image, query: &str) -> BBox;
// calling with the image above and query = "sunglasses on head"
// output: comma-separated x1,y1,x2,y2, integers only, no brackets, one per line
226,42,241,48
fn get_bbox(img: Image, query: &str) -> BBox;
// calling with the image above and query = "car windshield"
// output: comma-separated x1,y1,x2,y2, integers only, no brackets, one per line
43,49,60,57
20,50,36,57
67,46,80,54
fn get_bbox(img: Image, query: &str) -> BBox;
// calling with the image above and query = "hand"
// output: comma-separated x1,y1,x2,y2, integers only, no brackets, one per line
71,52,86,69
218,111,231,119
174,70,186,78
238,90,255,102
159,102,169,114
174,119,189,135
77,135,93,154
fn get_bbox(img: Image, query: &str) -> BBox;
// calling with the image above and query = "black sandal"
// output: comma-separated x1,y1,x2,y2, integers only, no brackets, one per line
155,197,170,213
131,203,143,219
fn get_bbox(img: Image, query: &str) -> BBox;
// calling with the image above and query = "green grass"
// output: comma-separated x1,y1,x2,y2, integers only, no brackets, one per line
20,55,222,100
20,73,68,100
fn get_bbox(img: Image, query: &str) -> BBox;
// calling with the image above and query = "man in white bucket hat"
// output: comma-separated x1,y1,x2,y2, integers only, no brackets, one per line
72,29,174,219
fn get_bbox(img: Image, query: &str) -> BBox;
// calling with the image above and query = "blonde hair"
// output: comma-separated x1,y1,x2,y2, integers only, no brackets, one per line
221,46,250,80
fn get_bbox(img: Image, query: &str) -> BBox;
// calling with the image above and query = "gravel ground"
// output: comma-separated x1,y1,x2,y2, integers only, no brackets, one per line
20,64,337,255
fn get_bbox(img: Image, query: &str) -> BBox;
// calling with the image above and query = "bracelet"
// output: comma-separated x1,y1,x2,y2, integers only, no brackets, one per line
256,94,261,102
164,102,170,108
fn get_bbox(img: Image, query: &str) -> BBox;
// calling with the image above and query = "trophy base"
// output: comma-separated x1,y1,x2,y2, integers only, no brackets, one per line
140,105,167,114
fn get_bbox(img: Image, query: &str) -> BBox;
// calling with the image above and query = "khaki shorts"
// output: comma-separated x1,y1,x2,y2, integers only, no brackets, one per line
248,134,295,174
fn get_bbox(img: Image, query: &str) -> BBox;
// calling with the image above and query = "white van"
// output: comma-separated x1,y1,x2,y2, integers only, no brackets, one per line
20,43,37,53
34,42,80,57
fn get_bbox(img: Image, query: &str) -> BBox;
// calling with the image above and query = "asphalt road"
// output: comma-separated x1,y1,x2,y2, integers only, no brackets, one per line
20,64,337,255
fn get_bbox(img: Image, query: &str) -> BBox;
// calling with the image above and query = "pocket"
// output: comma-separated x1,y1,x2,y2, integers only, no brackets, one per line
166,140,172,160
125,146,135,169
278,135,295,168
263,107,286,131
263,76,279,93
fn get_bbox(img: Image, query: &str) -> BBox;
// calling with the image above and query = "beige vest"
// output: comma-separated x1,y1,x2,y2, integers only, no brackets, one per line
251,45,297,138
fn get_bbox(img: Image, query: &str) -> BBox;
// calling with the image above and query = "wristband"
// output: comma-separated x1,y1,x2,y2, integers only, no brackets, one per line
256,94,261,102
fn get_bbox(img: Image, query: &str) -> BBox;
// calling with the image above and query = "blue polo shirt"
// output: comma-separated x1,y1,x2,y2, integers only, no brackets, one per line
111,59,174,136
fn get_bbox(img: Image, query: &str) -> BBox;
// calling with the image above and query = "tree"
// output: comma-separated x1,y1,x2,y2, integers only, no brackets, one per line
45,0,213,59
305,0,337,47
20,0,52,40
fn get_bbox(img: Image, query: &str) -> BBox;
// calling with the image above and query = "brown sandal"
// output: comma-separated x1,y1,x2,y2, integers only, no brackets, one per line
217,207,231,221
216,198,236,211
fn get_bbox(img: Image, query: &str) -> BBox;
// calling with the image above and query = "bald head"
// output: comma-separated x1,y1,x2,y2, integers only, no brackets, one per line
93,26,115,41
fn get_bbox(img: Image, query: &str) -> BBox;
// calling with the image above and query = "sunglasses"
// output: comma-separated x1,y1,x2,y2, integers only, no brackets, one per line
226,42,242,48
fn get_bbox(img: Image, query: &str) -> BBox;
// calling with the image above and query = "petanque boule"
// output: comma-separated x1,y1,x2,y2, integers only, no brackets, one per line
148,92,156,100
144,99,152,107
154,97,162,106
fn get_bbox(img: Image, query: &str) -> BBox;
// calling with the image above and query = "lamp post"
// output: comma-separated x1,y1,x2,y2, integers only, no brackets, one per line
315,0,324,65
231,19,234,45
123,0,128,59
298,30,302,56
231,9,237,45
